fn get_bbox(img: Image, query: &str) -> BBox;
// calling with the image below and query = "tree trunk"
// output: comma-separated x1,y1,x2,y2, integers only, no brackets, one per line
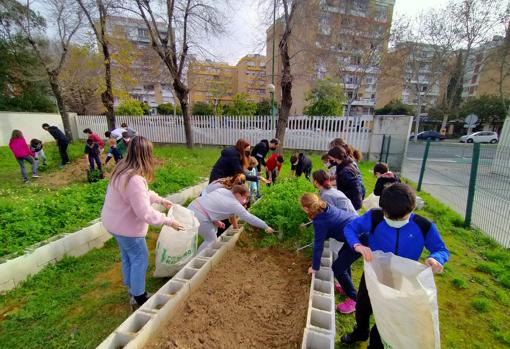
101,42,115,130
275,30,293,151
49,75,73,140
414,90,422,141
174,80,193,148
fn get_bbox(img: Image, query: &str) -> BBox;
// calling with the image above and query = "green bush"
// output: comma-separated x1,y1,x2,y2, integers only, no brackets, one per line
249,178,315,245
452,277,468,289
157,103,182,115
116,99,144,116
472,297,490,313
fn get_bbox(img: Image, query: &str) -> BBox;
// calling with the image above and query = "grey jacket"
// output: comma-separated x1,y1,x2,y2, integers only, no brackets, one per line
320,188,357,214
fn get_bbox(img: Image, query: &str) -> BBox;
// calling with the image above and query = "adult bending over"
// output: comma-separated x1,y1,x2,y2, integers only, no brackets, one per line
101,136,184,308
209,139,268,184
189,185,273,252
42,123,69,167
251,138,279,172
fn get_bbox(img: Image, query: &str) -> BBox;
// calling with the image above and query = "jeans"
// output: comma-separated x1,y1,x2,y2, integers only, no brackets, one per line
354,274,384,348
88,153,102,170
17,156,37,181
331,233,368,301
105,147,122,164
58,142,69,165
112,234,149,297
35,149,47,164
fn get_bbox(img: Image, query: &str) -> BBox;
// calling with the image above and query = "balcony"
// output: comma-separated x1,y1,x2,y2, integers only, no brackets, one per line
350,98,376,106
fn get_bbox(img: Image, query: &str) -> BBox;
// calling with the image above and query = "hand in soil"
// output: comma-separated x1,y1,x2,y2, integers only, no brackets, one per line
308,266,316,275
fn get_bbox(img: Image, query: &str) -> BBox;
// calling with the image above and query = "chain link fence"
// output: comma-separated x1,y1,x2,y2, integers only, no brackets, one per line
403,141,510,248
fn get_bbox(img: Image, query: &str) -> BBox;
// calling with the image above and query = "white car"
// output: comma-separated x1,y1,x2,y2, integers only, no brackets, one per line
459,131,498,144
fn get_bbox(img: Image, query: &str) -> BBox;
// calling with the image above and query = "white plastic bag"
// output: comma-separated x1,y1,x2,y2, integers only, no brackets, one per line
364,251,441,349
154,204,199,277
363,192,380,210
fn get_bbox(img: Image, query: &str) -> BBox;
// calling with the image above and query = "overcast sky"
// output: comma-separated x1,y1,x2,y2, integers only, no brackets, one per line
204,0,449,65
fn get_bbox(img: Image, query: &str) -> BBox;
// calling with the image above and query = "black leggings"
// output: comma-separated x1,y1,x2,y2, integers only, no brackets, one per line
355,274,384,349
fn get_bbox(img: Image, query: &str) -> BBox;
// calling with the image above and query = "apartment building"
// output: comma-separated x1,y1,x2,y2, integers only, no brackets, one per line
266,0,395,115
377,42,448,114
462,35,510,99
106,16,176,112
188,55,267,107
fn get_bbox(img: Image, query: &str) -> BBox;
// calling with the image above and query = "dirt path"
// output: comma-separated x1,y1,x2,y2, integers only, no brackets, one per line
148,246,310,349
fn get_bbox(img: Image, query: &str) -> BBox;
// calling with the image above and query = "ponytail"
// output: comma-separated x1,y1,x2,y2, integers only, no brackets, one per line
300,193,327,219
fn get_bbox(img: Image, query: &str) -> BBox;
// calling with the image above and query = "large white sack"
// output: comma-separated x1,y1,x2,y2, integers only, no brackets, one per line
363,192,380,210
364,251,441,349
154,204,199,277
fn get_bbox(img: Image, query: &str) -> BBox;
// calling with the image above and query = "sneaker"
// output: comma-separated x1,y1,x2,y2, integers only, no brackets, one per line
336,298,356,314
23,179,29,184
131,292,153,311
335,282,346,295
341,326,369,344
32,174,40,178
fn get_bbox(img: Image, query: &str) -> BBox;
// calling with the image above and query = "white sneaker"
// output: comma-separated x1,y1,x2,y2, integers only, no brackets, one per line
32,175,40,178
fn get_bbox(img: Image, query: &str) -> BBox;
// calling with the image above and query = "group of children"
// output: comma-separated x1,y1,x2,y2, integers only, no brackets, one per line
297,137,450,348
83,123,136,178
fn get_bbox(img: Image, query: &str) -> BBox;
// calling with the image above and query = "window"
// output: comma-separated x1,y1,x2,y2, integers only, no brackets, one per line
320,14,331,35
138,28,149,39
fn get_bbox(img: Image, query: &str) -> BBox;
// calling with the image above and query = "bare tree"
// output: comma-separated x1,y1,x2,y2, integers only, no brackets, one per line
442,0,509,128
76,0,117,130
131,0,226,148
386,11,457,140
2,0,82,139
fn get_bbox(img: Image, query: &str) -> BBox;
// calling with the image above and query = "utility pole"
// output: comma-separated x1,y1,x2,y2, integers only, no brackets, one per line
271,0,276,130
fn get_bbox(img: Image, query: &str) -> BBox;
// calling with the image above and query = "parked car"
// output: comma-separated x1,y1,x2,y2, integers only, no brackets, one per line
410,131,445,141
459,131,498,144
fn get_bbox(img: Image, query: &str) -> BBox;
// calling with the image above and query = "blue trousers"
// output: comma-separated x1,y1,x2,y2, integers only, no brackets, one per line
17,156,37,181
88,153,102,170
112,234,148,297
331,233,368,300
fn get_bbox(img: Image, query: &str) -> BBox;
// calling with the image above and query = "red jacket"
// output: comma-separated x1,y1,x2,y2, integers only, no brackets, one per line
9,137,34,159
88,132,105,148
266,153,282,172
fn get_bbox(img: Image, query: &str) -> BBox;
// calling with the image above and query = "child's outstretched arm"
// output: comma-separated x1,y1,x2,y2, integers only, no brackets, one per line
310,220,327,272
344,211,372,249
424,223,450,272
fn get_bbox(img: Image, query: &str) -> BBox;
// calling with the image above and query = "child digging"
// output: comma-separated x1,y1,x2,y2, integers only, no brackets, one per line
105,131,122,164
341,183,449,348
9,130,39,183
265,153,284,186
30,138,47,166
300,193,366,314
85,138,103,172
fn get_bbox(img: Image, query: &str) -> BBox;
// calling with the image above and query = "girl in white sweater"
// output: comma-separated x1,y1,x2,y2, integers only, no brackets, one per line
189,185,273,251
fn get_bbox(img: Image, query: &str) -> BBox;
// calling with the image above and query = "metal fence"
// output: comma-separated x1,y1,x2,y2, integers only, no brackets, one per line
403,140,510,248
76,114,373,152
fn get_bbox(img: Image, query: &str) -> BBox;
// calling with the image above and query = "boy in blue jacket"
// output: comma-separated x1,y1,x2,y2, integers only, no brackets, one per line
341,183,449,348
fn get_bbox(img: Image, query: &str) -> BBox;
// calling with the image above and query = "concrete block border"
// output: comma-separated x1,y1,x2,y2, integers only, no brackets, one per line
96,226,243,349
0,180,208,294
302,239,336,348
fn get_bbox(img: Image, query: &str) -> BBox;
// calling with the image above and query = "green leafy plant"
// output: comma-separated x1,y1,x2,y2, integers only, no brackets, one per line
249,178,315,246
472,297,490,313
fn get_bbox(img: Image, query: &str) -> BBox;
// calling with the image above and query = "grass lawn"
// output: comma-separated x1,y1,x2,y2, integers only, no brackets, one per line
0,146,509,348
0,142,220,257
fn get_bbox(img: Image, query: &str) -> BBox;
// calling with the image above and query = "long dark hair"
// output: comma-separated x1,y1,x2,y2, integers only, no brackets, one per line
235,138,250,169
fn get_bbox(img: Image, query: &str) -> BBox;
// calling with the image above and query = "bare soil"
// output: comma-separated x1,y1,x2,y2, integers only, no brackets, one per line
147,245,310,349
37,156,166,188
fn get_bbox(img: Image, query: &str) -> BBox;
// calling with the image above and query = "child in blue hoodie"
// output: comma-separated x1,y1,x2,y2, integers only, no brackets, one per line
300,193,367,314
341,183,449,348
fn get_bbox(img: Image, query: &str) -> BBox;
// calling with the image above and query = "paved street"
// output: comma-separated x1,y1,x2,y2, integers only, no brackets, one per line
403,141,510,247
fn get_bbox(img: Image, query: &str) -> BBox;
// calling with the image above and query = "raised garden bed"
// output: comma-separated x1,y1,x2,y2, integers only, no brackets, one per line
147,239,310,348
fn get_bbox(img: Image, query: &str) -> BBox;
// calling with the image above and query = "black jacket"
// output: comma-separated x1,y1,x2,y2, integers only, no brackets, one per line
209,146,258,183
251,140,269,167
47,126,69,145
291,153,313,178
335,162,363,210
374,172,400,196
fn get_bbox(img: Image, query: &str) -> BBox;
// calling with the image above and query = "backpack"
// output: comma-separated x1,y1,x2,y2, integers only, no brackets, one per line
370,208,431,238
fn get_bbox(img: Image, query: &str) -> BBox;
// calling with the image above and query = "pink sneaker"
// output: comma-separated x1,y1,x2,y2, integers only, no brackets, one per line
335,282,346,295
336,299,356,314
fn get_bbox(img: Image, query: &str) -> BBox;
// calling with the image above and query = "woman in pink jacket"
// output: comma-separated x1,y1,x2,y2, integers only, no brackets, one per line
101,136,184,308
9,130,39,183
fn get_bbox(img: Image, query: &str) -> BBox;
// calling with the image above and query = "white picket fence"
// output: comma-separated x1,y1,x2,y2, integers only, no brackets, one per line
76,115,373,152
